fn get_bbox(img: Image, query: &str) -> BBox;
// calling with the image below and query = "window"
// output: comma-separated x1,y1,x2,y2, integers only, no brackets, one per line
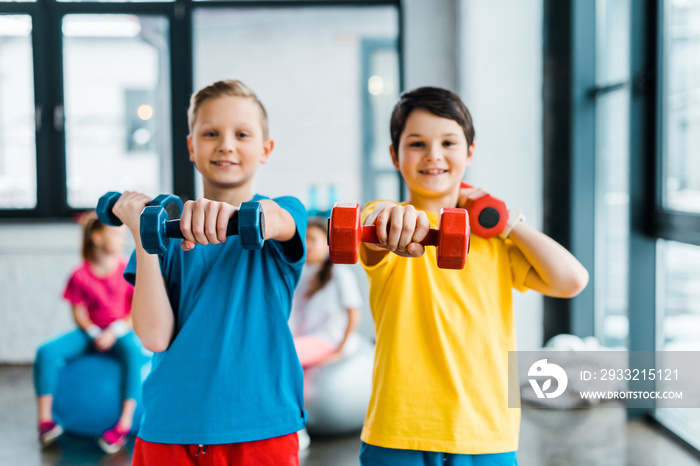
0,0,401,219
62,14,171,208
652,0,700,451
595,0,631,348
661,0,700,215
0,15,36,209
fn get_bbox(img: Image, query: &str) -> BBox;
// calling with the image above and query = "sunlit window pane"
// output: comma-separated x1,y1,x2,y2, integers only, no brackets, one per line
657,240,700,445
662,0,700,214
595,0,630,349
0,15,36,209
62,15,171,208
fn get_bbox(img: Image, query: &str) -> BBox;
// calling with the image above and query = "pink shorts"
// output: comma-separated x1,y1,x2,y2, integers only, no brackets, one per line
293,336,335,368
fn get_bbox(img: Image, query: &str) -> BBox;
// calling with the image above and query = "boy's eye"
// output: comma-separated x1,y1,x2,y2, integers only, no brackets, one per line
443,140,457,147
408,141,424,148
237,132,249,138
203,131,217,137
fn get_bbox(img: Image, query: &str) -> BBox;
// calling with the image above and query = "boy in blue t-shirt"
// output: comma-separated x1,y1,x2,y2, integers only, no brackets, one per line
113,80,307,465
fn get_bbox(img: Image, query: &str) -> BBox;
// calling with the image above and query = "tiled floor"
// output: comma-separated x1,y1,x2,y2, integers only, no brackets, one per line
2,365,699,466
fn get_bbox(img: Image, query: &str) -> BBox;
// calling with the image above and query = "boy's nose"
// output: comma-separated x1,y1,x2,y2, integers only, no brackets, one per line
218,135,235,153
425,144,444,161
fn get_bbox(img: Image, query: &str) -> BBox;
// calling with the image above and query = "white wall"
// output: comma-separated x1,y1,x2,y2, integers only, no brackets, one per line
0,0,544,363
458,0,544,350
0,224,84,363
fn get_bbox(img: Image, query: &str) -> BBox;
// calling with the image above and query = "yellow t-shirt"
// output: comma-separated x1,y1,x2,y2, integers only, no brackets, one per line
359,201,532,454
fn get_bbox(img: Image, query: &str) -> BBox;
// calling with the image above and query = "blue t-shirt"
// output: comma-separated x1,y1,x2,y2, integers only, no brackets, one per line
125,195,307,445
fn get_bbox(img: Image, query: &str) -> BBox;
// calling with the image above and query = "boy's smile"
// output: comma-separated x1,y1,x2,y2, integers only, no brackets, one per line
391,108,474,212
187,95,273,198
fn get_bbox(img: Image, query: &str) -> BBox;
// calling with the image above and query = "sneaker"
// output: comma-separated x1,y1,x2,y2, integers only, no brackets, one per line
97,425,130,454
38,421,63,447
297,428,311,452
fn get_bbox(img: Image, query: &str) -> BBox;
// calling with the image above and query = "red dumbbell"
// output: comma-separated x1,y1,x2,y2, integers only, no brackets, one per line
460,181,508,239
328,203,470,270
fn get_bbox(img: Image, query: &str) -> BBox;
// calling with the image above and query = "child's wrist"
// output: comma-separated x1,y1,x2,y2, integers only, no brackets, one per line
499,208,526,239
85,325,102,339
107,320,130,338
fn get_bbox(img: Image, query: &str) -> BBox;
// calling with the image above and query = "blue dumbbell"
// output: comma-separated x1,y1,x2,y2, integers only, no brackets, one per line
140,201,266,255
96,192,184,227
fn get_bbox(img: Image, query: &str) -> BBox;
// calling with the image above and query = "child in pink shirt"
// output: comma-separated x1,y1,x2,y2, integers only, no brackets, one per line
34,211,142,454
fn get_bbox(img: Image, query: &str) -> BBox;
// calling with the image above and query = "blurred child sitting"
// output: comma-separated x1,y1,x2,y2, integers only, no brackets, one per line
34,211,141,454
290,217,363,368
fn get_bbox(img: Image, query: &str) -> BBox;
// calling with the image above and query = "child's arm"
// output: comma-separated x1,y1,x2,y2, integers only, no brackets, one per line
178,198,298,251
359,201,432,267
335,307,361,354
70,305,118,352
113,191,175,353
508,222,589,298
71,304,98,337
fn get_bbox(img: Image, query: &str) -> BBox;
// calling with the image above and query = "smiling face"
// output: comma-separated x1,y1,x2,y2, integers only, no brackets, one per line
391,108,474,211
187,95,273,196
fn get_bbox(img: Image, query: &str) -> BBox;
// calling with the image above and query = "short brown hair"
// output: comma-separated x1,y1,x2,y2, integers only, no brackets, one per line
187,80,269,139
390,87,475,156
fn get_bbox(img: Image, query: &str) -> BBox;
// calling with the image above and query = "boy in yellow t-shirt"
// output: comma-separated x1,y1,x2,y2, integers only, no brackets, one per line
358,87,589,466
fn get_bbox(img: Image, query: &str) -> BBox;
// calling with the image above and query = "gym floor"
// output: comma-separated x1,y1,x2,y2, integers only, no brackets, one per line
2,365,699,466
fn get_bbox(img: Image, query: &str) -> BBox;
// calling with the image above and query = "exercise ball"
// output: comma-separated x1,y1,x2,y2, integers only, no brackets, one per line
304,335,374,436
52,348,151,437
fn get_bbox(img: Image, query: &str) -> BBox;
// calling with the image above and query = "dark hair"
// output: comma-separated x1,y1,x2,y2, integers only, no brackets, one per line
389,86,475,156
305,217,333,299
79,210,106,262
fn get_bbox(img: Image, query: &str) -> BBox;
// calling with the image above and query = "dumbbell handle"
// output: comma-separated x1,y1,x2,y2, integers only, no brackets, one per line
161,214,240,240
360,225,440,247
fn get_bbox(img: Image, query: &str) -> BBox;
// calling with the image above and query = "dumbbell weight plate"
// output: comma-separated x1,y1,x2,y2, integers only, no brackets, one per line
151,194,184,222
238,201,266,250
96,192,123,227
436,208,470,270
328,203,363,265
140,206,171,255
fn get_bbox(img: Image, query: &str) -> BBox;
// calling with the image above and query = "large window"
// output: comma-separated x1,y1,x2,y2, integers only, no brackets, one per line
0,0,400,219
545,0,700,453
653,0,700,452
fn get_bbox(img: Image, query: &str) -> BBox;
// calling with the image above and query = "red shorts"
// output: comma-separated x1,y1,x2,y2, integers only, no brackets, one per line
132,432,299,466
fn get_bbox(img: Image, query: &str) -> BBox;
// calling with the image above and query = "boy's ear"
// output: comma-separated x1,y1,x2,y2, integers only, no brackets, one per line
260,139,274,164
466,141,476,166
389,144,400,170
187,135,195,162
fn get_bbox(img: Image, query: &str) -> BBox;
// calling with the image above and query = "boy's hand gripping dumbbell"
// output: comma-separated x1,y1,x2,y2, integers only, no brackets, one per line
459,182,508,239
97,191,184,227
140,201,266,255
328,203,470,270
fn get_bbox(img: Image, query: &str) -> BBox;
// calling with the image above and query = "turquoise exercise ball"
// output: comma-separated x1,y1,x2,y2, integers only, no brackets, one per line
52,350,151,437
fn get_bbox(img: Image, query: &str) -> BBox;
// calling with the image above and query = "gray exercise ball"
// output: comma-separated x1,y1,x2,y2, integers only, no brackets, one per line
304,335,375,436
